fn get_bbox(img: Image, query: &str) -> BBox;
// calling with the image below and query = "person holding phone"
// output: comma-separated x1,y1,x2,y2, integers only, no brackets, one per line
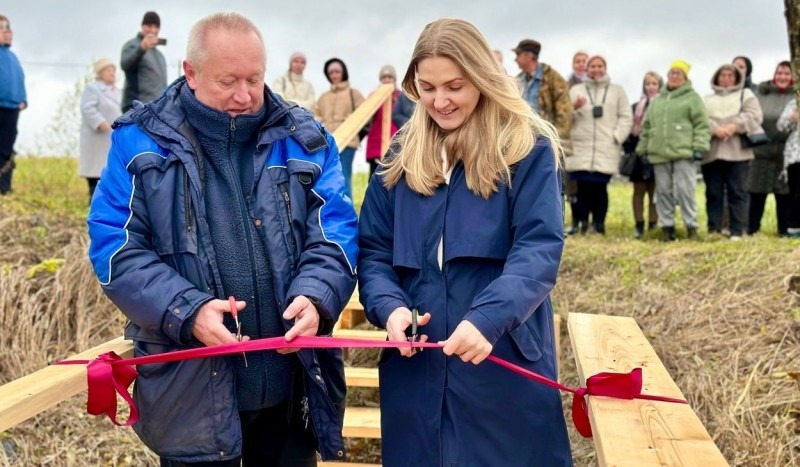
121,11,167,112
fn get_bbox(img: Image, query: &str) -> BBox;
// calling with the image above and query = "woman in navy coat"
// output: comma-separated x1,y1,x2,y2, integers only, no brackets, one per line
358,18,573,467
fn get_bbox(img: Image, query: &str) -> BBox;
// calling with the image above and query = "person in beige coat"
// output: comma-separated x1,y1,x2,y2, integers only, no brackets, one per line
314,57,364,199
701,64,763,239
79,58,121,203
272,51,315,111
566,55,631,234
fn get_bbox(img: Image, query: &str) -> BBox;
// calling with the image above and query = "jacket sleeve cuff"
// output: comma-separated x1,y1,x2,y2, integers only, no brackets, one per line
464,309,503,346
374,298,408,329
287,278,340,335
162,289,214,344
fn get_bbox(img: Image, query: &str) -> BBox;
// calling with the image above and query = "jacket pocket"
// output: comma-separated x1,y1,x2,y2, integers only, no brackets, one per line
508,318,543,362
132,341,241,460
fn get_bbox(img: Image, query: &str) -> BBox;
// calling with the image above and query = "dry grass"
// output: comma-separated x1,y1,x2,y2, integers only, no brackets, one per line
1,159,799,466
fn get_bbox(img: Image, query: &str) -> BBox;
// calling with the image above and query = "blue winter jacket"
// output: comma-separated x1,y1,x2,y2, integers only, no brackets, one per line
0,46,26,108
87,77,358,463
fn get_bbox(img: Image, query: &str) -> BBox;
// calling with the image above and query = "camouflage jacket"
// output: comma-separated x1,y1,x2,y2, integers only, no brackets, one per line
515,63,573,142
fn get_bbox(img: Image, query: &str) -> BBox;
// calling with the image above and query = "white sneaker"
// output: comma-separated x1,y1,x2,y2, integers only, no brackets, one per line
730,235,742,241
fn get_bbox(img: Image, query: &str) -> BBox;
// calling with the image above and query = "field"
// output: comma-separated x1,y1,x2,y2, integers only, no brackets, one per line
1,156,799,466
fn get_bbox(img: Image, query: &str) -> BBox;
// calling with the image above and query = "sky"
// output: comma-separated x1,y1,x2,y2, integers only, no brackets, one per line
3,0,795,170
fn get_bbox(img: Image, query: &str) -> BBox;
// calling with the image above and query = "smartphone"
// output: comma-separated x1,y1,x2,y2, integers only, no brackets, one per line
157,38,167,46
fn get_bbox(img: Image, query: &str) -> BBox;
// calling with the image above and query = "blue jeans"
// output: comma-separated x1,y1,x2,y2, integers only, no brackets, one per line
339,147,355,200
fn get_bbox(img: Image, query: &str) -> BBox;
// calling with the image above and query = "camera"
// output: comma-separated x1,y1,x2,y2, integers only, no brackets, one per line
592,106,603,119
157,38,167,46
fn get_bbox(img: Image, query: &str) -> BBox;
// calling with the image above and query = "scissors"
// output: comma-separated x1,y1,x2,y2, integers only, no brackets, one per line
407,308,422,353
228,296,248,367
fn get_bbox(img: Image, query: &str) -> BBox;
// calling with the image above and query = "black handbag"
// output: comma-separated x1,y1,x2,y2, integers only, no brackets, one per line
619,152,638,177
739,90,768,148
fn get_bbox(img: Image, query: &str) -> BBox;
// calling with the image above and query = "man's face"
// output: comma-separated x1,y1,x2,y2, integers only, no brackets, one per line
184,28,266,117
141,23,159,37
0,20,11,46
515,50,534,70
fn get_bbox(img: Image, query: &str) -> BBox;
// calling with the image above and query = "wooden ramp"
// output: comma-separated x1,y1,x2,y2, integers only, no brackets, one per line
568,312,728,466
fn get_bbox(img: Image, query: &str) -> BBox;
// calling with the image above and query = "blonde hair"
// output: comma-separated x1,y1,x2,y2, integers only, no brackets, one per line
381,18,562,199
186,12,265,73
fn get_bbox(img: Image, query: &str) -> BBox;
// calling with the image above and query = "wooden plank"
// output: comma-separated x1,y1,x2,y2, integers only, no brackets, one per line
319,463,380,467
568,312,729,467
345,367,379,388
554,313,561,369
343,406,381,438
0,336,133,433
332,84,394,150
333,328,387,341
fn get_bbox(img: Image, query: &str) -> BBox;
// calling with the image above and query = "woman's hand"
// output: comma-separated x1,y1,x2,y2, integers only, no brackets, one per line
573,95,587,109
386,307,431,357
440,320,492,365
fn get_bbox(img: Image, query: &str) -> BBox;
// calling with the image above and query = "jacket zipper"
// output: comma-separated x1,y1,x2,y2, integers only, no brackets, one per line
184,171,193,233
278,183,296,250
226,117,269,405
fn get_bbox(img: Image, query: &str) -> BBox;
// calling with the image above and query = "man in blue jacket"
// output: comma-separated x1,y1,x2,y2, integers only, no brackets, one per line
0,14,26,195
88,12,358,466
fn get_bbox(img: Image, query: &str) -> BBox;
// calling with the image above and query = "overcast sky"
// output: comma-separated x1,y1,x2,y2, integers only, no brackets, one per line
3,0,794,165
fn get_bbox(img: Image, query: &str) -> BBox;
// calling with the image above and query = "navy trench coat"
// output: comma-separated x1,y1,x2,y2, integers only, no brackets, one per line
358,138,573,466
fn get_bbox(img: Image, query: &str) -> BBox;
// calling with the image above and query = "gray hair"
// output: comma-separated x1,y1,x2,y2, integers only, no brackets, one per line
186,12,265,72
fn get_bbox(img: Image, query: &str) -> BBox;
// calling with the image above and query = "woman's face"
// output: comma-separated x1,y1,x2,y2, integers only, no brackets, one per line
100,66,116,85
573,53,588,75
667,69,687,88
717,68,736,88
733,58,748,78
290,57,306,75
774,65,793,88
644,76,660,96
587,59,606,80
327,65,343,84
416,56,481,132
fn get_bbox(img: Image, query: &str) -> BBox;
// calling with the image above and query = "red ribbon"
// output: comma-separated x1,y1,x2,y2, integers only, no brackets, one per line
58,336,687,437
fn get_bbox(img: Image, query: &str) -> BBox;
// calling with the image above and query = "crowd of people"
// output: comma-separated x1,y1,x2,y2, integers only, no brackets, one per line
3,11,798,241
0,8,798,466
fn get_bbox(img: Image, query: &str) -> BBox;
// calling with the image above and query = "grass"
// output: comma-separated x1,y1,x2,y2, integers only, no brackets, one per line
1,157,799,466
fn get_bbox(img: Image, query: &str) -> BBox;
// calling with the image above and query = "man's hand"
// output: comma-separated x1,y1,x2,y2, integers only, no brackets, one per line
192,299,248,346
17,102,26,111
98,122,112,133
573,95,587,109
440,320,492,365
386,307,431,357
281,296,321,354
140,34,158,51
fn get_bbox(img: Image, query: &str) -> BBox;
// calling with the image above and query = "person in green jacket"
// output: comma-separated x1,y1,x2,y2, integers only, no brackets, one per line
636,60,711,241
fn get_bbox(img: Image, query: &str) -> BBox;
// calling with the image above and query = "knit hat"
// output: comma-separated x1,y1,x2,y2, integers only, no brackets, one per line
93,58,115,77
670,59,691,78
289,51,306,64
379,65,396,80
142,11,160,27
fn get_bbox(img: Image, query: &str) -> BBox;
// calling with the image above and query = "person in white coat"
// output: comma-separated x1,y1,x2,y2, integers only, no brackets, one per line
79,58,121,202
272,51,316,111
566,55,632,234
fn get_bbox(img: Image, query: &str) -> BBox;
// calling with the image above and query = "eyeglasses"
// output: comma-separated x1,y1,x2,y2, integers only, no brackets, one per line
0,23,11,32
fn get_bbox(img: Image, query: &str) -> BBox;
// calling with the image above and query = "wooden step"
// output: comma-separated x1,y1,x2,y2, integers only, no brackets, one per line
345,367,379,387
333,328,386,341
568,312,727,466
342,406,381,438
